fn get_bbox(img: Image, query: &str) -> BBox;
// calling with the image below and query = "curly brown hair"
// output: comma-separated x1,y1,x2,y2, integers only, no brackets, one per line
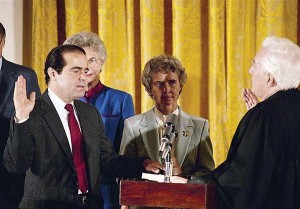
142,54,187,95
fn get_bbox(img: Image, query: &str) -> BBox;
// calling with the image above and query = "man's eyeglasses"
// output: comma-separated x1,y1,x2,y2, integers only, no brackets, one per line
87,57,103,70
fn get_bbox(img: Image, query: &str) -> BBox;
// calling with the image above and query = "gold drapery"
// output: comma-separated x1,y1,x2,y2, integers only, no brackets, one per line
23,0,299,166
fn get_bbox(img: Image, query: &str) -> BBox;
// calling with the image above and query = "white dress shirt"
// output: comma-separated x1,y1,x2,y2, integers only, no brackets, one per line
48,88,81,152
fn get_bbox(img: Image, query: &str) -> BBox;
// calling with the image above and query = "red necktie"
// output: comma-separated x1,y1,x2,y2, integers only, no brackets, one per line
65,104,88,194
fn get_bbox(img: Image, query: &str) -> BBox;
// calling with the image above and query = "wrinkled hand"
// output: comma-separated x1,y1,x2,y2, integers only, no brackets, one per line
171,157,182,176
14,75,36,121
242,89,259,110
170,176,188,184
143,159,163,174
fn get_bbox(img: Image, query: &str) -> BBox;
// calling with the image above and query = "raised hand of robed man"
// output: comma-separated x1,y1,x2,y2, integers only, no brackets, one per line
242,88,259,111
14,75,36,121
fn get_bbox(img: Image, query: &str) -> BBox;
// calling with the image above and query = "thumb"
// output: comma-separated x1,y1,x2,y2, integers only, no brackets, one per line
30,91,36,101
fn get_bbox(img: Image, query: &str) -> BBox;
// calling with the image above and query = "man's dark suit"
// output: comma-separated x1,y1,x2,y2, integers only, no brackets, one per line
3,91,145,209
0,57,40,209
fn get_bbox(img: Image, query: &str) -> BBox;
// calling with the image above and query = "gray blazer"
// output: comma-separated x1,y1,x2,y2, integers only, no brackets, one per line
3,91,145,209
120,107,215,178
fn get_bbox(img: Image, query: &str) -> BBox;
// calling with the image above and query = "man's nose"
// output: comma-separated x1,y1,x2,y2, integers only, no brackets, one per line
249,66,254,74
162,83,171,92
80,70,87,80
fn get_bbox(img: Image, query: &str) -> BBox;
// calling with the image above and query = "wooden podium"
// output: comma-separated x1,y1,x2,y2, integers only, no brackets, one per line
119,179,216,209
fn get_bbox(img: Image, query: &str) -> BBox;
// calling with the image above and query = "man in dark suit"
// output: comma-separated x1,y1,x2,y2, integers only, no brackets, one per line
0,22,40,209
3,44,161,209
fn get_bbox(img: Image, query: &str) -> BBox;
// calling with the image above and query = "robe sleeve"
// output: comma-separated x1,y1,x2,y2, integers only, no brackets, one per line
215,104,282,209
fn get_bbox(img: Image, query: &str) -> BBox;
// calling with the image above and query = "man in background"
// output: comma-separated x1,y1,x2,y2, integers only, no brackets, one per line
0,22,40,209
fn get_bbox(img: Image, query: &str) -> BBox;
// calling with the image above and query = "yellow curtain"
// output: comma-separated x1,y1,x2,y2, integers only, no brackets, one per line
65,0,92,35
23,0,58,91
23,0,299,166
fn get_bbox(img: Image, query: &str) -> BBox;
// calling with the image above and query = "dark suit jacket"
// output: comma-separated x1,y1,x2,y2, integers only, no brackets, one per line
0,57,40,208
3,90,144,209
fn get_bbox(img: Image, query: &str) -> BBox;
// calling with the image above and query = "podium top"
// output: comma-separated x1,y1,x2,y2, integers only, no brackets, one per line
119,180,216,209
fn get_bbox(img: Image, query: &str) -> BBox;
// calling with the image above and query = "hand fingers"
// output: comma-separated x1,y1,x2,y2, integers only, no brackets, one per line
30,92,36,101
249,92,259,103
18,75,26,88
15,75,27,96
145,162,163,174
170,176,188,184
242,89,250,101
242,88,259,110
148,166,160,174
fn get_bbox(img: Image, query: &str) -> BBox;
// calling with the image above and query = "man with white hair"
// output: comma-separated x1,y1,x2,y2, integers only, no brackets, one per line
213,36,300,209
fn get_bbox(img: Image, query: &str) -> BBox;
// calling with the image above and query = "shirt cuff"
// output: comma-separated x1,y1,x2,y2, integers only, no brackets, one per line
14,116,29,123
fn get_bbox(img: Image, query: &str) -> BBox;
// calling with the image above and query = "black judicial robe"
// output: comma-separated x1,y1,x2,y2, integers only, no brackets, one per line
213,89,300,209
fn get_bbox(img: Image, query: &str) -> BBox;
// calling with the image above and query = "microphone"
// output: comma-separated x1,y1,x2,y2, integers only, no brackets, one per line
158,122,174,156
161,130,178,159
164,122,174,137
158,136,169,156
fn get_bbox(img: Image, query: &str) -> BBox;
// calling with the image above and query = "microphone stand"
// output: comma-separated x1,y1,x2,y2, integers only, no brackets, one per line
159,121,177,183
162,130,177,183
164,152,172,183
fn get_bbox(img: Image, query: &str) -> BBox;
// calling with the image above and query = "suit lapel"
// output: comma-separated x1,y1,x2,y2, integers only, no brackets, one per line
140,109,161,162
41,91,75,171
175,109,194,166
0,59,18,113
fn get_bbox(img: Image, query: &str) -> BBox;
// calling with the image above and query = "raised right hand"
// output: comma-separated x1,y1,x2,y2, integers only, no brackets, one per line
14,75,36,121
242,88,259,110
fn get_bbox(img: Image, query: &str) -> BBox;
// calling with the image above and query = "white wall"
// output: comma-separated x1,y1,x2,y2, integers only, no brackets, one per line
0,0,23,64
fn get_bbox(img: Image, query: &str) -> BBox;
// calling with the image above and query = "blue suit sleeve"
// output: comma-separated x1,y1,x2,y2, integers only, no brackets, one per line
114,93,134,152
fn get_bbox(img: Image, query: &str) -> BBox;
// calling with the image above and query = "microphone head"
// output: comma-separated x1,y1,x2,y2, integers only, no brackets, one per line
161,136,169,143
164,122,174,137
168,130,178,144
164,122,175,128
158,137,169,156
161,146,171,159
172,130,178,137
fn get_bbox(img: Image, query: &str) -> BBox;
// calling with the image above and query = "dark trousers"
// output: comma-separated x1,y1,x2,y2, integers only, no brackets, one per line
44,195,103,209
100,175,120,209
0,170,25,209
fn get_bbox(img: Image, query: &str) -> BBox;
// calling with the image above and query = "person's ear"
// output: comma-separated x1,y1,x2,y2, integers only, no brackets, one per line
267,73,276,87
47,67,57,80
0,38,5,49
146,87,154,99
147,90,153,98
179,86,183,95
